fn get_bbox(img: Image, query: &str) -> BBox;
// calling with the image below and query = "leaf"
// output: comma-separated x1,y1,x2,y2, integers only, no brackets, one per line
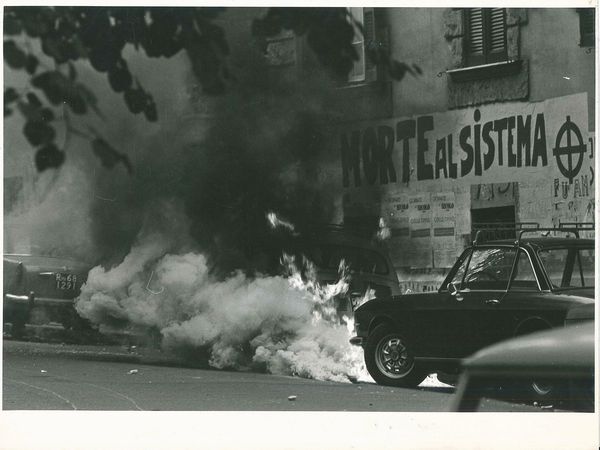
124,87,146,114
17,97,44,122
26,92,42,108
4,13,23,35
32,70,93,115
40,107,54,122
91,138,133,174
25,54,39,75
108,61,132,93
41,34,69,64
89,45,119,72
76,83,102,118
35,143,65,172
32,71,64,104
144,96,158,122
24,120,55,146
5,87,19,105
4,40,27,69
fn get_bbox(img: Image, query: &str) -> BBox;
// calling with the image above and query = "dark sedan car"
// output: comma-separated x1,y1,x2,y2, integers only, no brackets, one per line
350,229,594,388
3,253,92,336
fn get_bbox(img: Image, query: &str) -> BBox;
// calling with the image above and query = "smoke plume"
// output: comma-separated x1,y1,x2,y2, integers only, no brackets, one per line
76,207,369,382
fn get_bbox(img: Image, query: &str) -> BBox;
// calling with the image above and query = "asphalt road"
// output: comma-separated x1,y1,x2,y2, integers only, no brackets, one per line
3,340,540,412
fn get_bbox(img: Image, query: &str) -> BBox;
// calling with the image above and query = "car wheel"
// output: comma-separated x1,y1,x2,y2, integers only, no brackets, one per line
365,324,427,387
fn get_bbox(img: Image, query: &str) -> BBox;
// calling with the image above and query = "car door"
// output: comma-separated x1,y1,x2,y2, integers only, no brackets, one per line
446,246,517,356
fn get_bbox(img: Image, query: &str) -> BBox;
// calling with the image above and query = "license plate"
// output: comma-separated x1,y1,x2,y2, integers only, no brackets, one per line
55,273,77,290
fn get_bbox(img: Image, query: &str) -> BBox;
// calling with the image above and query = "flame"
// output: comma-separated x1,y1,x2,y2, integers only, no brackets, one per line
375,217,391,241
266,211,298,235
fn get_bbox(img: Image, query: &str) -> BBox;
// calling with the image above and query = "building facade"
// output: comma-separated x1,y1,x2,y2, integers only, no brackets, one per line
4,8,596,288
261,7,596,289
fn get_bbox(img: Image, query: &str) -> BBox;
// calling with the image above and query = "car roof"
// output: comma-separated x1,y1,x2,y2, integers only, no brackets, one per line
462,323,594,376
4,253,92,268
482,237,595,248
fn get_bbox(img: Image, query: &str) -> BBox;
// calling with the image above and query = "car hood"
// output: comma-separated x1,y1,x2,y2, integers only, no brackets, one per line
463,323,594,375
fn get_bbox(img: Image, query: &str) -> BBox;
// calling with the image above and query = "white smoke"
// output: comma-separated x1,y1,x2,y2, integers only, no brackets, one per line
75,209,370,383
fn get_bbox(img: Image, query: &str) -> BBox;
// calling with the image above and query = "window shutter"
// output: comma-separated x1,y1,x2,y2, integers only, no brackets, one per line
467,9,484,57
465,8,507,66
488,8,506,55
363,8,377,82
579,9,595,47
347,7,366,83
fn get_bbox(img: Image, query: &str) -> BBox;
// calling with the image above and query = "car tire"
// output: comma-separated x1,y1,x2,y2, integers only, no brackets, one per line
364,324,427,387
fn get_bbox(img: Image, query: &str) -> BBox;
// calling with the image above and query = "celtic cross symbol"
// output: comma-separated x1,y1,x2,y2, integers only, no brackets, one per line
553,116,585,184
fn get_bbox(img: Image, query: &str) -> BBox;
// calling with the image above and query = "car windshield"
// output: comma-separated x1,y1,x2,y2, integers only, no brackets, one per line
537,247,595,289
305,244,390,275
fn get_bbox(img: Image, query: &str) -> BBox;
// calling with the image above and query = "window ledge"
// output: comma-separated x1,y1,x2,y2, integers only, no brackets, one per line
447,60,522,82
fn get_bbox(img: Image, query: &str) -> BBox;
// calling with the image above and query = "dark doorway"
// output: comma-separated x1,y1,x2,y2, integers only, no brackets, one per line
471,205,516,240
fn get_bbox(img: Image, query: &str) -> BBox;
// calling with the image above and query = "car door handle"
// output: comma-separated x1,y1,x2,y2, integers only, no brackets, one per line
485,299,500,305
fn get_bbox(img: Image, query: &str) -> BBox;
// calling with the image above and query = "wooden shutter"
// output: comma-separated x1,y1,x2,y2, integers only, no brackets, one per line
489,9,506,53
348,7,366,82
579,9,595,47
467,9,485,58
363,8,377,82
465,8,507,66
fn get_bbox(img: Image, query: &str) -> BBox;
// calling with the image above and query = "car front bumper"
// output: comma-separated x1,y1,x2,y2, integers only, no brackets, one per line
349,336,364,347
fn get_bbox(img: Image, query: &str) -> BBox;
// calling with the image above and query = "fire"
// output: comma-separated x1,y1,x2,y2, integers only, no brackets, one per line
266,211,298,235
75,213,373,383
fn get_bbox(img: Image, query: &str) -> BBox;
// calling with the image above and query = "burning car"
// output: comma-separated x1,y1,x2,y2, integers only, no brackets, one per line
286,224,402,317
350,227,594,389
3,253,92,336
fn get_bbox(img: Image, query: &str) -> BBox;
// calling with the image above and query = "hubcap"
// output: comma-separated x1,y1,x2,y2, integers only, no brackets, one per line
532,380,553,396
375,335,414,379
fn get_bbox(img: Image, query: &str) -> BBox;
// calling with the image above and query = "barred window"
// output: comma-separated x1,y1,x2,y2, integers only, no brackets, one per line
578,9,595,47
464,8,508,66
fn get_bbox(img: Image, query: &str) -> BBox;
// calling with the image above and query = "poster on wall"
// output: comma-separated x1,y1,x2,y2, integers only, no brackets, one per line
408,194,432,238
432,192,457,268
381,192,409,237
432,192,455,237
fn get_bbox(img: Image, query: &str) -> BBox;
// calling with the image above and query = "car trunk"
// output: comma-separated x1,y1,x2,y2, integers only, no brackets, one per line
4,254,90,300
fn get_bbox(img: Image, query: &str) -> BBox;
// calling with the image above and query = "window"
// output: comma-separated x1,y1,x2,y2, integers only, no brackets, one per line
346,7,377,84
462,247,516,290
538,247,595,289
465,8,508,66
578,9,595,47
510,250,538,291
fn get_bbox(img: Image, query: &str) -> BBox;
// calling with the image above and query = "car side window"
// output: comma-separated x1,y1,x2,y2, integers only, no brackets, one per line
463,247,516,291
510,250,538,291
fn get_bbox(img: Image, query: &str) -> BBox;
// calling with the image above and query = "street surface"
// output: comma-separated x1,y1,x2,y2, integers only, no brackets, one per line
3,339,539,412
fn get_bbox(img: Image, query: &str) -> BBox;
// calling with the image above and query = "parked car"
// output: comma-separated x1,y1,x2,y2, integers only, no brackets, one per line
3,253,92,336
450,322,594,412
350,228,594,388
288,225,402,317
